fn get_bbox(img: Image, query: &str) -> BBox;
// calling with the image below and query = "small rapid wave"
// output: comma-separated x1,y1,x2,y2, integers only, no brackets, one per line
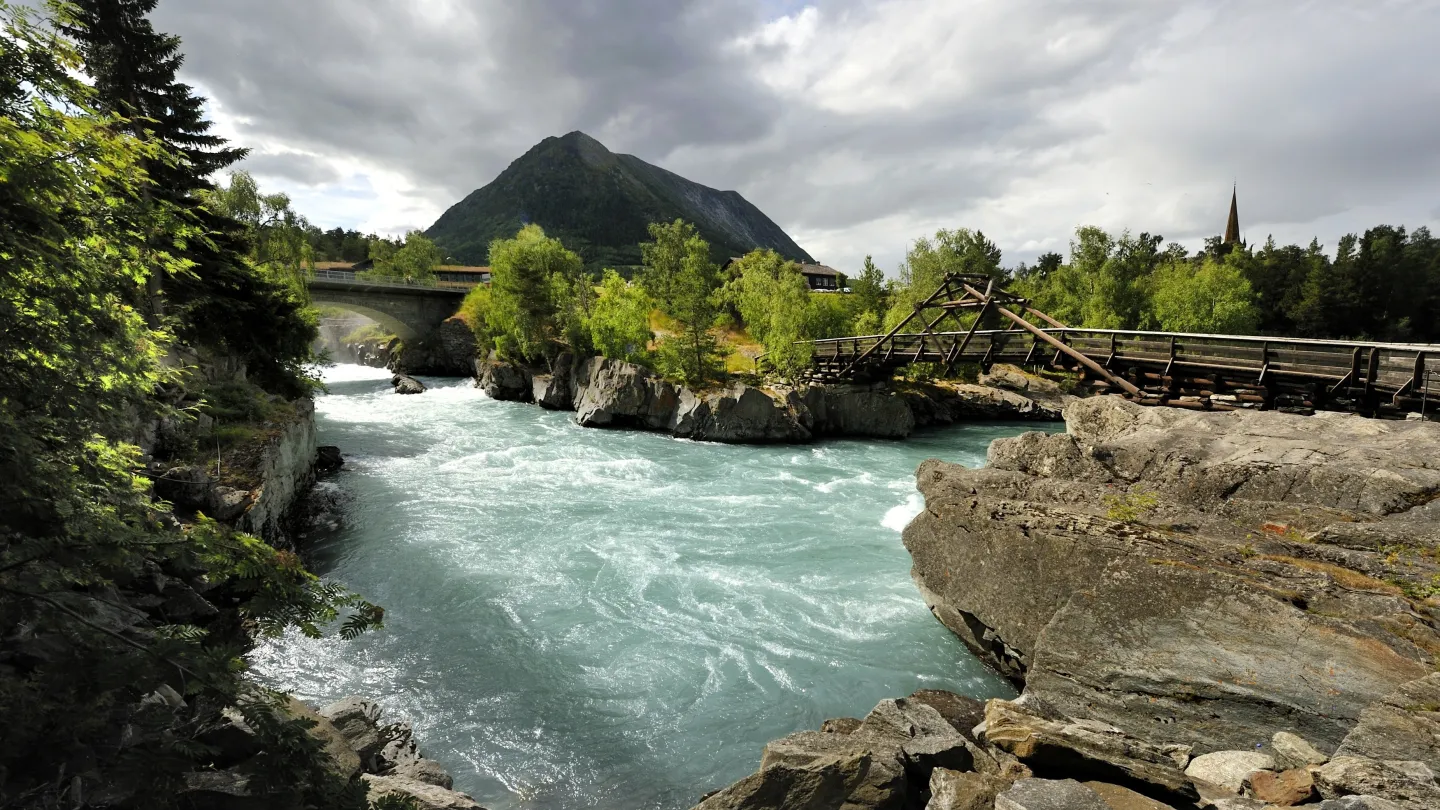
881,491,926,532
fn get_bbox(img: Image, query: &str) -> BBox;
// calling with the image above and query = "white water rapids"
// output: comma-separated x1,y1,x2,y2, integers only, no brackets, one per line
250,364,1050,809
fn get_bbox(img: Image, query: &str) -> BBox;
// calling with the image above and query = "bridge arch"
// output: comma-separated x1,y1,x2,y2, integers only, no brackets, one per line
305,275,466,344
309,295,418,341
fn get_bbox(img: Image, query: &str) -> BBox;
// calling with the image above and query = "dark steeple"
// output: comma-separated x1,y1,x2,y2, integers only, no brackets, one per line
1223,186,1240,245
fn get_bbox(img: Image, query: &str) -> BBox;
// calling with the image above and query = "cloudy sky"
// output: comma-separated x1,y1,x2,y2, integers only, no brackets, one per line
151,0,1439,274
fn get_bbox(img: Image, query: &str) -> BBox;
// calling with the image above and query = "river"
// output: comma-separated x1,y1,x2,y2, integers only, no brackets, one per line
250,364,1048,809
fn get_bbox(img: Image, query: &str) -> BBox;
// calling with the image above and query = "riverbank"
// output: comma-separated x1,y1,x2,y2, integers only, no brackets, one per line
698,395,1440,809
465,353,1070,444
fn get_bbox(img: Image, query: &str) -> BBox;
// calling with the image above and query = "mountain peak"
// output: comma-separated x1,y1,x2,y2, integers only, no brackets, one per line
555,130,615,170
426,134,814,268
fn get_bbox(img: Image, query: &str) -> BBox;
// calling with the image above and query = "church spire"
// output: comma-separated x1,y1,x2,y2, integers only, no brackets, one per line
1223,185,1240,245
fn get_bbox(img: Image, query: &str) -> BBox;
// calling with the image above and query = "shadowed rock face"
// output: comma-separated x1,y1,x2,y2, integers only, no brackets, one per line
904,396,1440,754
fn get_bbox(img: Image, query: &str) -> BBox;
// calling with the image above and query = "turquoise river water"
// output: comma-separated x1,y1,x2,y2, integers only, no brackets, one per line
250,364,1047,810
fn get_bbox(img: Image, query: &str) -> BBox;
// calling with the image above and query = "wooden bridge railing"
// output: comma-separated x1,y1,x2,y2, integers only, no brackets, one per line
794,327,1440,415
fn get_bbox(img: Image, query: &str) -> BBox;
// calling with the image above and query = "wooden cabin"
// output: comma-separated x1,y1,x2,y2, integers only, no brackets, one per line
797,263,844,291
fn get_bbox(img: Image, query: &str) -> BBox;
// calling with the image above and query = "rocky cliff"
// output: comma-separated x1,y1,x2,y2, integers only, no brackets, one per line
694,397,1440,810
474,355,1068,443
905,396,1440,755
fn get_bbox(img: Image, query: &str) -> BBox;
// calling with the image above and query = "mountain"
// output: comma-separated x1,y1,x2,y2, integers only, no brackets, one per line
425,131,815,269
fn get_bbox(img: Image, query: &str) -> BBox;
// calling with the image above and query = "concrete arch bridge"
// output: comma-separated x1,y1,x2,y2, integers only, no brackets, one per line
307,270,466,341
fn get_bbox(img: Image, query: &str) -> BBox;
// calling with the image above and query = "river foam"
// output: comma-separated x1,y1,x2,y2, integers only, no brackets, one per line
251,365,1056,810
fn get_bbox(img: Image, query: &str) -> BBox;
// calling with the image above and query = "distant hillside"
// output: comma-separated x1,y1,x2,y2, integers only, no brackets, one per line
425,131,814,270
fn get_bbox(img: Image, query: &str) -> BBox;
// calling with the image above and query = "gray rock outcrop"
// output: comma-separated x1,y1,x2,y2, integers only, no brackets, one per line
393,373,427,394
904,396,1440,754
573,356,681,431
388,317,477,377
1333,674,1440,775
471,353,1067,443
673,384,811,443
532,352,576,410
476,353,533,402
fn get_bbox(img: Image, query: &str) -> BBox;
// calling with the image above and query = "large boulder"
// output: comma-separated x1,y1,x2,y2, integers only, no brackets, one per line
1314,756,1440,810
1183,751,1274,795
532,353,575,410
993,778,1110,810
476,354,533,402
573,357,679,431
903,396,1440,755
319,696,386,765
361,774,485,810
982,699,1194,800
692,697,976,810
672,384,810,443
927,768,1008,810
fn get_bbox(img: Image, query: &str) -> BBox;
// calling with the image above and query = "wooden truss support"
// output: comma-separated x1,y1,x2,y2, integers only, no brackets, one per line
1393,351,1427,403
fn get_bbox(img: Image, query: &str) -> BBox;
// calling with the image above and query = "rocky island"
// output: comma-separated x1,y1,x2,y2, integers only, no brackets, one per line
696,396,1440,810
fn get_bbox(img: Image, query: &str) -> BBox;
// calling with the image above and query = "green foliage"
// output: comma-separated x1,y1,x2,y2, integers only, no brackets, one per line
1103,488,1161,522
589,270,654,364
488,224,587,362
206,170,315,296
805,293,855,340
852,309,882,336
1011,223,1440,343
1150,252,1260,334
457,284,496,353
850,255,889,321
640,220,725,384
0,6,380,806
365,230,442,282
722,250,812,378
884,228,1001,329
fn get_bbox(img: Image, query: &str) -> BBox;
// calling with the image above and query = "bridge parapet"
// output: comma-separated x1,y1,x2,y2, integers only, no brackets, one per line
307,271,465,341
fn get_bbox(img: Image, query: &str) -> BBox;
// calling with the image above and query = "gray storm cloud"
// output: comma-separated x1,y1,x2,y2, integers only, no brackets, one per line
153,0,1440,271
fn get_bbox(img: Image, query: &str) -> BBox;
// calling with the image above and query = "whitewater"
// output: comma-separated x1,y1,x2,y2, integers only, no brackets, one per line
250,364,1051,809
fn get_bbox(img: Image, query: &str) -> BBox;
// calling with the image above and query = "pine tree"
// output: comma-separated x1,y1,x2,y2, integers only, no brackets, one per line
53,0,318,394
55,0,245,198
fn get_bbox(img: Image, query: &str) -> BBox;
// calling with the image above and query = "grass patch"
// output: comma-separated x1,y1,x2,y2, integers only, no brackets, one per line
1260,555,1403,594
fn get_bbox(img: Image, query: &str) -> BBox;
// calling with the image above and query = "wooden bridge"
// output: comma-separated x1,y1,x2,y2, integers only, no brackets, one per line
788,273,1440,417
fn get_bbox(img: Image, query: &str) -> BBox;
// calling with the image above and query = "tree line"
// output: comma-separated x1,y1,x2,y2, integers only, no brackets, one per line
460,220,886,383
463,217,1440,388
1009,227,1440,342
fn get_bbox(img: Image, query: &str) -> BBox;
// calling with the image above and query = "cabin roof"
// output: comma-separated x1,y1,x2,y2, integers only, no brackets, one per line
723,257,841,277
